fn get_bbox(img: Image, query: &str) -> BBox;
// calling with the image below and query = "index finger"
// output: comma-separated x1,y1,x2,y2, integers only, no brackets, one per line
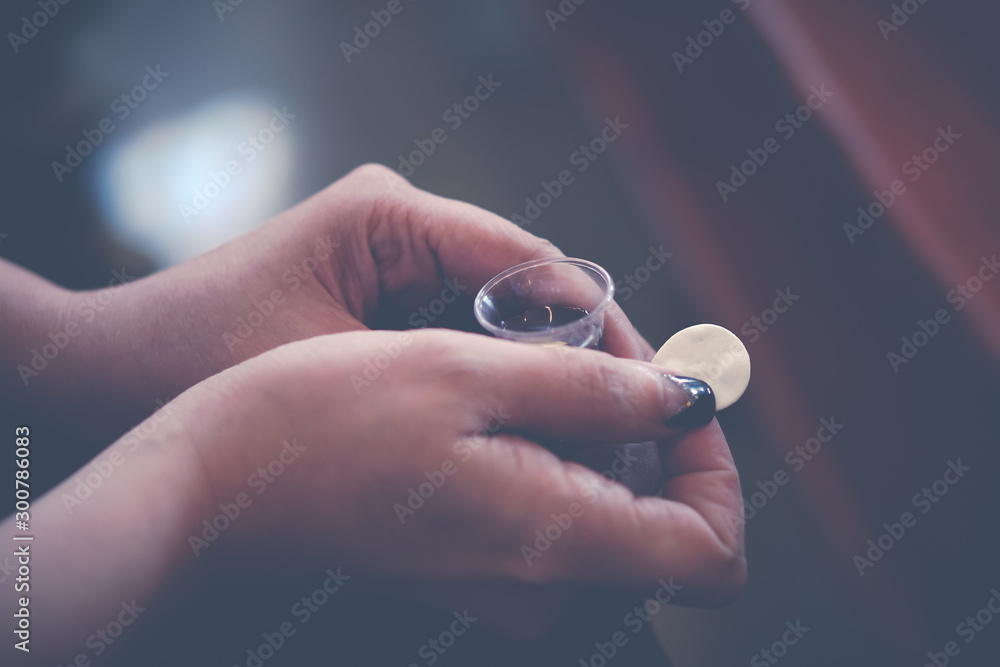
375,171,655,360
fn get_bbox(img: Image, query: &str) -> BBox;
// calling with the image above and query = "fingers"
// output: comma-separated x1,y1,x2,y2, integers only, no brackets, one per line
656,420,746,597
412,191,656,362
407,186,566,295
467,429,745,604
439,330,741,601
451,332,715,445
602,305,656,362
289,330,741,603
345,166,561,299
349,166,655,360
411,192,655,360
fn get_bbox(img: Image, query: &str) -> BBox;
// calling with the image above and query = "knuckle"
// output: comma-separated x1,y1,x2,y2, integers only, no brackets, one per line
348,162,398,184
406,330,485,389
623,367,665,425
556,352,607,412
717,558,749,605
525,237,564,261
496,492,576,585
337,164,411,207
504,525,565,585
569,355,659,427
700,549,748,607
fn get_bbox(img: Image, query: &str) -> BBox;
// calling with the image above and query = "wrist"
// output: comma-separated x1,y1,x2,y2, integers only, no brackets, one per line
56,272,233,426
2,262,77,398
12,274,195,433
2,394,219,663
177,359,305,555
38,284,161,419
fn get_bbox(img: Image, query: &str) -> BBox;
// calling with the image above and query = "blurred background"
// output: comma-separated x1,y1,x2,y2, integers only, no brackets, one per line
3,0,1000,665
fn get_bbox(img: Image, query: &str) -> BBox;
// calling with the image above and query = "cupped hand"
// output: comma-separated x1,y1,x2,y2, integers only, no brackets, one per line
73,164,654,418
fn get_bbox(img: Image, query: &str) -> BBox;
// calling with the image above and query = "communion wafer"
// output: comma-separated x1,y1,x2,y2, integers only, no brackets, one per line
651,324,750,411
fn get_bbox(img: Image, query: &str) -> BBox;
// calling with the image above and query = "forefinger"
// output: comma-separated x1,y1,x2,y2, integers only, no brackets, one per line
376,174,656,360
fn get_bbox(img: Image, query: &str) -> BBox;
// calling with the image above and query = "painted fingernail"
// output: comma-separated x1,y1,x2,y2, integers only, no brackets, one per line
662,374,716,428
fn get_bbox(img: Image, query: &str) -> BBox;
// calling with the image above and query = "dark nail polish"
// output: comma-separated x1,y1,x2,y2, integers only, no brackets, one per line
663,375,716,428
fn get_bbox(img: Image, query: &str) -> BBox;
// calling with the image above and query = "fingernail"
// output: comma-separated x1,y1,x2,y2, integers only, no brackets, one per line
662,374,716,428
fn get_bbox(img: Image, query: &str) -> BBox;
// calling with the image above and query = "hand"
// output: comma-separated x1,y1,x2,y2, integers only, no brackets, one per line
1,165,742,653
53,164,654,422
183,328,745,634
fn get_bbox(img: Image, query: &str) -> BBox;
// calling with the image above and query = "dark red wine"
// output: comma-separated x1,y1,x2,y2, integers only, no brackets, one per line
499,305,590,332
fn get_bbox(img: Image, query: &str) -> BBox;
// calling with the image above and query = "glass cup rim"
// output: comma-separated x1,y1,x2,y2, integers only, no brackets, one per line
473,257,616,340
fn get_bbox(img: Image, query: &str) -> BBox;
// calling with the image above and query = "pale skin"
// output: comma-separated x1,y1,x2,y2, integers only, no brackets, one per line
0,165,745,663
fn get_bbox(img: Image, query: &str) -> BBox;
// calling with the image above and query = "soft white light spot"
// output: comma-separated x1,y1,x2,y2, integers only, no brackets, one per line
95,94,295,267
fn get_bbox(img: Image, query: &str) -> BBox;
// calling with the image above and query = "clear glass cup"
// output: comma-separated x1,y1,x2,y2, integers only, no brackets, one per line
473,258,615,349
475,257,664,497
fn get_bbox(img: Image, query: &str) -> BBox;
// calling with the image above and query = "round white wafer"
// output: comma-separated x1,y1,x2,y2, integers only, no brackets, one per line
651,324,751,411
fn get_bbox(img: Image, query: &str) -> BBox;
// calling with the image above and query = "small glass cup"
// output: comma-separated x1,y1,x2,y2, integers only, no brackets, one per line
475,257,664,497
473,258,615,349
